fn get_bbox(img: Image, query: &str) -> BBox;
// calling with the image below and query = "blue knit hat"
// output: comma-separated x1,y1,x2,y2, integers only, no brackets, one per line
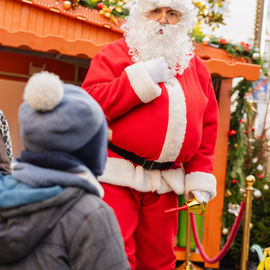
19,71,107,176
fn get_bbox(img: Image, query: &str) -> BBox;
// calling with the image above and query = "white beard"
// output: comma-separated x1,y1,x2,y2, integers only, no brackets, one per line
122,9,196,76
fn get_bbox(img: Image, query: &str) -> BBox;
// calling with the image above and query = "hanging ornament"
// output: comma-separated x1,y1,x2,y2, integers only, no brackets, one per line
239,119,245,124
202,36,210,45
97,3,103,9
234,143,238,148
252,157,258,163
225,190,232,197
231,179,237,185
222,228,229,235
228,203,240,216
264,184,269,190
258,173,264,179
257,164,263,171
240,188,245,193
63,0,72,9
252,52,260,61
252,127,255,132
254,189,262,198
219,38,228,45
244,130,248,134
250,223,253,229
247,100,253,108
228,130,237,136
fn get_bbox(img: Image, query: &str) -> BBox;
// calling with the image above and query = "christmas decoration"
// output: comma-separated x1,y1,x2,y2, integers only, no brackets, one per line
96,2,103,9
225,190,232,197
78,0,129,22
240,188,245,193
257,164,263,171
191,32,263,65
252,52,260,61
253,189,262,198
222,228,229,235
240,119,245,124
221,77,270,266
231,179,237,185
63,0,72,9
193,0,225,30
228,130,237,136
228,203,240,216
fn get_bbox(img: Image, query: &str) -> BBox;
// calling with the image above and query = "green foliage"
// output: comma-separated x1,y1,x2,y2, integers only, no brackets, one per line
77,0,226,26
193,0,226,29
221,78,270,267
191,30,263,65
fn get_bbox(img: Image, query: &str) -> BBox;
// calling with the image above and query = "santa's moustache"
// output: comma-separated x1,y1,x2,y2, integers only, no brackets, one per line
123,17,194,75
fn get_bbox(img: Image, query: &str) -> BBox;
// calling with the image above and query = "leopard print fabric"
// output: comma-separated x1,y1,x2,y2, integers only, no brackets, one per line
0,110,13,160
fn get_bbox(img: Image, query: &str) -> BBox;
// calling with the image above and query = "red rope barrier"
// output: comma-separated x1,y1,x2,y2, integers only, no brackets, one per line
190,201,246,264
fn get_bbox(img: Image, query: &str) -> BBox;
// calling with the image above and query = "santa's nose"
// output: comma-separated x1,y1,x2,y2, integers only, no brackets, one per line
157,14,169,24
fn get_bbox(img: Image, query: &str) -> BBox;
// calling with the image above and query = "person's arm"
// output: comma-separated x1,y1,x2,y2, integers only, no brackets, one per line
68,200,129,270
0,110,12,174
0,134,11,174
183,75,219,202
82,42,165,123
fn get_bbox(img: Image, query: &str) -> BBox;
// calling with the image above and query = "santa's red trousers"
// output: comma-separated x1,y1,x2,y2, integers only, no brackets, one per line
102,183,178,270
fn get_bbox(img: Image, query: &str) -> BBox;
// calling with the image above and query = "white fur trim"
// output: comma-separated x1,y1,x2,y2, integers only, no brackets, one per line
185,172,217,201
24,71,63,111
137,0,194,14
125,62,161,103
77,171,104,198
157,77,186,162
98,157,185,194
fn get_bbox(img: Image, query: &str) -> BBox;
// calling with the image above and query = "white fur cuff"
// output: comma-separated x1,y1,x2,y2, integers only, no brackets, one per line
125,62,161,103
185,172,217,201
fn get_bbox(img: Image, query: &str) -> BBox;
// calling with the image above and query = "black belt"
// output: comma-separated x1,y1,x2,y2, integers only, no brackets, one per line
108,141,174,170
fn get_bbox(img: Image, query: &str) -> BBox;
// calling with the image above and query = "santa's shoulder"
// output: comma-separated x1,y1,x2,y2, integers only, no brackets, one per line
190,55,211,79
99,38,129,57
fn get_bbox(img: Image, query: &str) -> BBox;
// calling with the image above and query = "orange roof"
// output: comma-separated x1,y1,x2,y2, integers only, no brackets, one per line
0,0,260,81
194,43,261,81
0,0,123,58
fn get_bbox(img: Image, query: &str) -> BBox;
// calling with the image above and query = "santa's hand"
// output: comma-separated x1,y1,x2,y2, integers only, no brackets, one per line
192,190,211,204
143,57,170,83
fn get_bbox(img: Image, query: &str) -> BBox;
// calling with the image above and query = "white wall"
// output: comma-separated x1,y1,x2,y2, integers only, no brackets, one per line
202,0,257,44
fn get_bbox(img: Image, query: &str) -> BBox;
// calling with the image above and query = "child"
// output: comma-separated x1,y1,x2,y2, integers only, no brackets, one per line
0,72,129,270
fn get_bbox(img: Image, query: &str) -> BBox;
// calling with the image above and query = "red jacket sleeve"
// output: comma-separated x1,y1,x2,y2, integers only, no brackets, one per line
183,74,219,174
82,39,161,122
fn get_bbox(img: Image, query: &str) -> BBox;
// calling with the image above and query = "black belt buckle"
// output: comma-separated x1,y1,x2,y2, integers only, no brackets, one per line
142,159,156,170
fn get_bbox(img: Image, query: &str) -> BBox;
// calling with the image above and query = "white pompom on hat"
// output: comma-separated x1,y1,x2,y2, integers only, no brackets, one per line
24,71,64,111
19,71,105,154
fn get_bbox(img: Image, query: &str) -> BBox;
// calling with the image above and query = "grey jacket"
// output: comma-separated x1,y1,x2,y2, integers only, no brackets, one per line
0,187,129,270
0,150,129,269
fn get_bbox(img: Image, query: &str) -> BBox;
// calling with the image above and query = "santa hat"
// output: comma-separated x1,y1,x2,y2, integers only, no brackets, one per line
132,0,194,14
20,71,107,177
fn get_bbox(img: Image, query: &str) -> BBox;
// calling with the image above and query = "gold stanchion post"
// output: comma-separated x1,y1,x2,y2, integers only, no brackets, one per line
240,175,256,270
185,213,192,270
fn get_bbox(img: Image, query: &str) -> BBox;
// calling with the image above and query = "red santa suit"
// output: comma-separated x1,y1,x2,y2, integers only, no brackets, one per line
82,38,218,270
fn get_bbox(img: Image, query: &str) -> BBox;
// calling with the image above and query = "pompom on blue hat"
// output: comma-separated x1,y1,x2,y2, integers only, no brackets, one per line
19,71,108,176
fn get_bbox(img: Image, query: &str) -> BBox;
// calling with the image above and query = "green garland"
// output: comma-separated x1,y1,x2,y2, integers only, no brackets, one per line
192,30,263,65
61,0,226,27
221,78,270,267
79,0,129,19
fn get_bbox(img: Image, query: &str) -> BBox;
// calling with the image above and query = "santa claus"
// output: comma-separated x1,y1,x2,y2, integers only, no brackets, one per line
82,0,219,269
